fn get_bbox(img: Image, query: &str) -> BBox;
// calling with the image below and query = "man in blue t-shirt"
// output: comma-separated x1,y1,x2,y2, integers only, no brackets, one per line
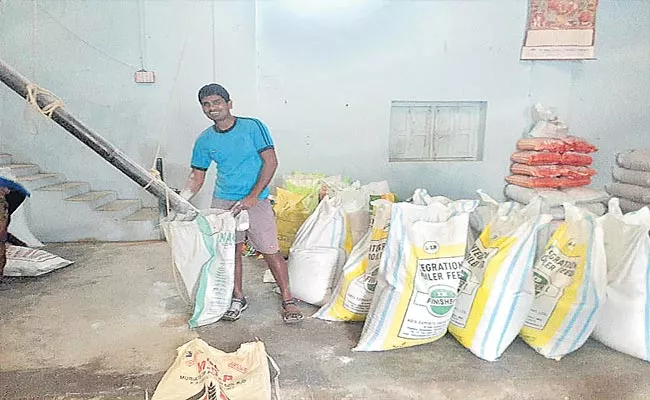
179,83,303,324
1,177,30,278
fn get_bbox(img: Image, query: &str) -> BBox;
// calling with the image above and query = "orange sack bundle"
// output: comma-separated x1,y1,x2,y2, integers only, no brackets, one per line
511,164,597,178
511,151,593,167
505,175,592,189
516,137,598,153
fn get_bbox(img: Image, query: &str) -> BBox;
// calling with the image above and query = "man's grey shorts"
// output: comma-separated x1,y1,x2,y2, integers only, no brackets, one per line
211,198,280,255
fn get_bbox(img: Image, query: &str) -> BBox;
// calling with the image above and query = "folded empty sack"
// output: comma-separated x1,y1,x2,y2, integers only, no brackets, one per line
606,182,650,204
617,149,650,172
612,167,650,188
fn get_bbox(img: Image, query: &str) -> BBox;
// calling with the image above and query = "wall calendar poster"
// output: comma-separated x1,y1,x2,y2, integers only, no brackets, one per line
521,0,598,60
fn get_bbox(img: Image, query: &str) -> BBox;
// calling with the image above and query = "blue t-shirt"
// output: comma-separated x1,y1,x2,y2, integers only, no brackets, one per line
0,177,29,197
191,117,274,201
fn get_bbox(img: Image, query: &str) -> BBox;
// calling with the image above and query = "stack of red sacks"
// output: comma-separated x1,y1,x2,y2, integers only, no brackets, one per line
506,136,598,189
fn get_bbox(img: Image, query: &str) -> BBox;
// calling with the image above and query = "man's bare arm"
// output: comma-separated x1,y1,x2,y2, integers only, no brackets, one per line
240,149,278,209
180,168,206,201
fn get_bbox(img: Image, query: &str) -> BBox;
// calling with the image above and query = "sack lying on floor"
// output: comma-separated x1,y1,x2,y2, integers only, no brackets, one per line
592,199,650,361
354,196,478,352
163,210,246,328
520,203,607,360
448,198,552,361
314,199,393,321
617,149,650,172
287,196,353,306
152,338,277,400
3,245,73,276
273,188,314,257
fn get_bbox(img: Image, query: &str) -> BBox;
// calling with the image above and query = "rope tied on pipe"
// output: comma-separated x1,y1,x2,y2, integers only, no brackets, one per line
25,83,64,118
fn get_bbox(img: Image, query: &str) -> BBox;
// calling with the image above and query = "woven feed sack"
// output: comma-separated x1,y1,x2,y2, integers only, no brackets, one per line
338,180,391,247
314,200,393,321
287,196,353,306
448,199,552,361
520,203,607,360
162,210,238,328
4,245,73,276
273,188,314,257
353,198,478,352
152,339,274,400
612,167,650,188
617,149,650,172
592,199,650,361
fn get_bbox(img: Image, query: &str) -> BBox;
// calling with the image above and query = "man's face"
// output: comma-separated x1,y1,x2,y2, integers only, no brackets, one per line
201,94,232,123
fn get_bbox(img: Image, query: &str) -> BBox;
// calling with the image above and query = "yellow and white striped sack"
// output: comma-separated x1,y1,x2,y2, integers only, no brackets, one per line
520,203,607,360
314,200,393,321
448,199,552,361
354,198,478,351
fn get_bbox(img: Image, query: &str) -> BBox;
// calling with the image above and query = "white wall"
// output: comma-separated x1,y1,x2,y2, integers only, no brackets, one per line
1,0,648,205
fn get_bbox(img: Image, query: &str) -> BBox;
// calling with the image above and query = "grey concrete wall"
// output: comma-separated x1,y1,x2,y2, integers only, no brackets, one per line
1,0,649,208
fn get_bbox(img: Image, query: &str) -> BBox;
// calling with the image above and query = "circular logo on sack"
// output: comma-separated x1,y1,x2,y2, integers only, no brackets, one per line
423,241,439,254
363,275,378,293
427,286,456,316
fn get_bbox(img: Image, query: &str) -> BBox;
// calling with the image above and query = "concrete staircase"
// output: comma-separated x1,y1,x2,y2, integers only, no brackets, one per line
0,153,162,242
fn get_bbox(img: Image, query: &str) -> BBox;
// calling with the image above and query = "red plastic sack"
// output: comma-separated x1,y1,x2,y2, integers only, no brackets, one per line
511,151,563,166
562,152,593,166
517,138,568,152
511,164,597,178
563,136,598,153
564,166,597,178
511,163,565,177
506,175,591,189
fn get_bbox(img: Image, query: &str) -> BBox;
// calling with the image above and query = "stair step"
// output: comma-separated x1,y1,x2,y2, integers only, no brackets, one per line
96,199,142,219
66,190,117,209
0,154,11,166
6,163,40,177
16,173,61,190
39,181,90,198
126,207,160,221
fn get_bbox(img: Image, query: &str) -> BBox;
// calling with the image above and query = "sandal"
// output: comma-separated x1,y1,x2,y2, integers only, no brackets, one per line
281,298,304,324
222,297,248,321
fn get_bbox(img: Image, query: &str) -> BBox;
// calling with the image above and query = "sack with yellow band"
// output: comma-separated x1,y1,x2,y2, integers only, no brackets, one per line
273,187,314,257
354,196,478,351
520,203,606,360
448,197,552,361
314,199,393,322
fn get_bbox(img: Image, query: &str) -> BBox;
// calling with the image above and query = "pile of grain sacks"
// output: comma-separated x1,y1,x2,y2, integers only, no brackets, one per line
607,149,650,213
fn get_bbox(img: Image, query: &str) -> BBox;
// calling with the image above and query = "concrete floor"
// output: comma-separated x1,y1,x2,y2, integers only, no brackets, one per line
1,241,650,400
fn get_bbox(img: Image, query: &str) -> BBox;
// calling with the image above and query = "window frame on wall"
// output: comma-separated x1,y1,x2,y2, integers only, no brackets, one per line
388,100,487,162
